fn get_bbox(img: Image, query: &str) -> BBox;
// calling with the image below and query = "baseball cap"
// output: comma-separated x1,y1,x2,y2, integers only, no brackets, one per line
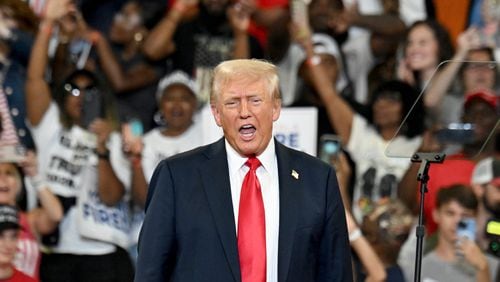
0,205,21,232
310,34,348,91
278,33,347,106
156,71,198,103
471,157,500,186
464,88,498,110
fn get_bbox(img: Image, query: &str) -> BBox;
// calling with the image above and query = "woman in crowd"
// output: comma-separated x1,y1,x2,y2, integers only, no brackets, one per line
416,41,498,125
24,0,133,280
397,19,456,125
398,20,453,92
299,26,424,222
123,70,204,263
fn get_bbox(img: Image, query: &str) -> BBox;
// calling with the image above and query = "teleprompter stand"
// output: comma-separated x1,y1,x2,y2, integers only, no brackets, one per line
411,152,446,282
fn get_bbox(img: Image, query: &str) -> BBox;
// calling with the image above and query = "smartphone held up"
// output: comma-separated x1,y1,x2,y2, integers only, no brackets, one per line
122,118,144,155
319,134,341,165
435,123,475,145
456,218,476,241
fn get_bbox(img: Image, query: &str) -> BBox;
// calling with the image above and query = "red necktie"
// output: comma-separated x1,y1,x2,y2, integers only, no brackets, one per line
238,157,266,282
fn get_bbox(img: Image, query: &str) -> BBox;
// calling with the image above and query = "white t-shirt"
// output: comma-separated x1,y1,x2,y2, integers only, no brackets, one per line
141,123,204,182
399,0,427,26
130,122,204,243
30,103,130,255
422,250,499,282
347,114,421,222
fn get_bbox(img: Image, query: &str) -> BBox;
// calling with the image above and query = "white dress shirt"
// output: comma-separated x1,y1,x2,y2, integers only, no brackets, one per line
226,139,280,282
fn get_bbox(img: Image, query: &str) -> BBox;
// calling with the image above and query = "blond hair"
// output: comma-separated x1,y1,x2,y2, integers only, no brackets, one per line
210,59,281,103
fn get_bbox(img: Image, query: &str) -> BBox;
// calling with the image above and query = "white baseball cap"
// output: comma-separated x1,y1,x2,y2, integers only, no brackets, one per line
156,71,198,103
471,157,500,185
278,33,347,106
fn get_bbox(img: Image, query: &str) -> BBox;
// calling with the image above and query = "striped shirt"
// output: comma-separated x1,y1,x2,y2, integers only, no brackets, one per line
0,87,19,146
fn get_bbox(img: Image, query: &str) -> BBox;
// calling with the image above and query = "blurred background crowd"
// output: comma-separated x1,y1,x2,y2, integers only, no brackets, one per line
0,0,499,281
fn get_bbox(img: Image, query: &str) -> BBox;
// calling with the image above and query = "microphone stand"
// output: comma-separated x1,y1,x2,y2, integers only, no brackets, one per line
411,152,446,282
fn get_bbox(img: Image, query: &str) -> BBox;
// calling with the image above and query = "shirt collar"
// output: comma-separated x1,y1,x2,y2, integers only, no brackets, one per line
225,138,276,173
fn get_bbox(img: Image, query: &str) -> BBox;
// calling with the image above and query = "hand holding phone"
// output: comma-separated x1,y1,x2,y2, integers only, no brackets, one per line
129,118,144,137
434,123,475,144
319,134,341,165
80,86,104,130
122,119,143,156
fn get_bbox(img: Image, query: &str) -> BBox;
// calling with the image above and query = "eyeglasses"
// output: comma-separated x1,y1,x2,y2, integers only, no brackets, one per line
63,83,96,97
464,62,497,70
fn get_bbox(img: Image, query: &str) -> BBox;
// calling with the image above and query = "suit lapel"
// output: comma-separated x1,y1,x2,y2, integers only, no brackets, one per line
275,141,300,282
200,139,241,282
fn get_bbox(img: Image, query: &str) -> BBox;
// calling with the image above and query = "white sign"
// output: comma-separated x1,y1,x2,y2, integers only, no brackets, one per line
198,105,318,156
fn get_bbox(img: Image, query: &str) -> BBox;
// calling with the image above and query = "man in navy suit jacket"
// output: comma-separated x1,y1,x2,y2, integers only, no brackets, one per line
135,59,352,282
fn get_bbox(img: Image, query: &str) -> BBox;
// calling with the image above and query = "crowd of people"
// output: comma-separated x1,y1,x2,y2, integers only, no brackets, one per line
0,0,499,280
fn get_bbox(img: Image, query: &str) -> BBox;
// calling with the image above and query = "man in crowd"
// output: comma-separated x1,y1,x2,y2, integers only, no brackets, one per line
135,59,352,281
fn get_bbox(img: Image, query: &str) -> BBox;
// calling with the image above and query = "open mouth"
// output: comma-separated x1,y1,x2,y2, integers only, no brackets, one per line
239,124,256,140
171,110,185,118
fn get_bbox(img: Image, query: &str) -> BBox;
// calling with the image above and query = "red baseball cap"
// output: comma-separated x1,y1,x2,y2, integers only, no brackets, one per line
464,88,498,109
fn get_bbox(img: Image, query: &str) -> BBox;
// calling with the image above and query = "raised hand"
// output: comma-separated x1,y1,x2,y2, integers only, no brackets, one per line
0,7,16,39
172,0,199,18
88,118,113,152
456,238,489,272
44,0,74,21
456,27,483,56
338,1,360,30
18,150,38,178
121,123,143,157
327,2,358,34
236,0,257,17
228,4,250,35
419,128,442,153
397,58,416,86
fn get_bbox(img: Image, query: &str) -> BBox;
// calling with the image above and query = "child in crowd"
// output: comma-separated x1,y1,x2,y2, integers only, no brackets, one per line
0,154,62,281
0,204,37,282
422,184,498,282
